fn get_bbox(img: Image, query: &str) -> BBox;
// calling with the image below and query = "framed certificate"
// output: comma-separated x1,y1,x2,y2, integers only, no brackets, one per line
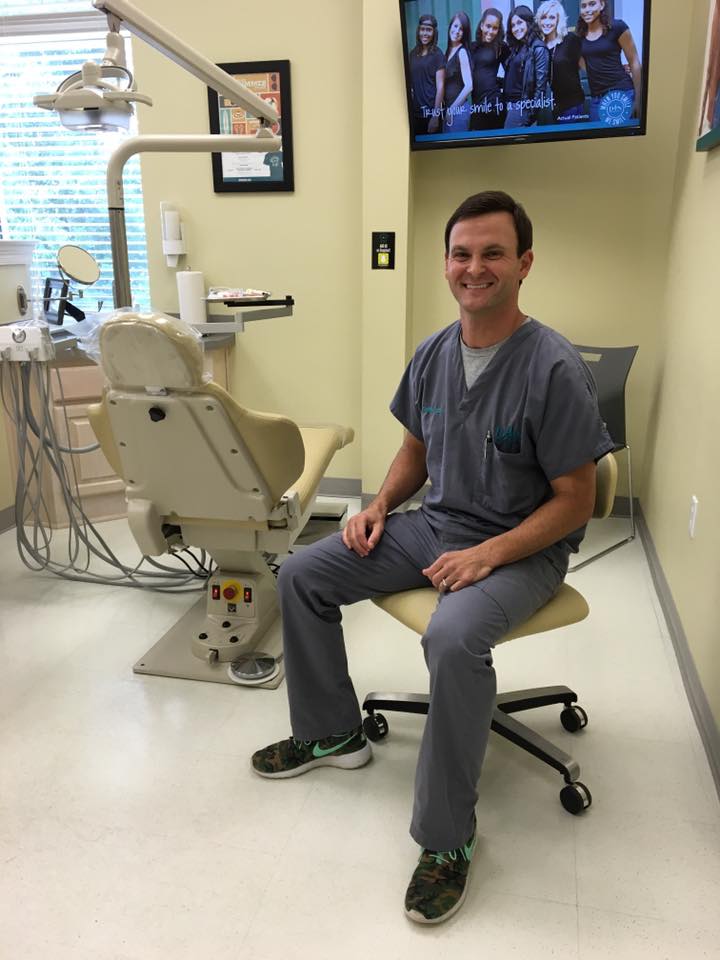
207,59,294,191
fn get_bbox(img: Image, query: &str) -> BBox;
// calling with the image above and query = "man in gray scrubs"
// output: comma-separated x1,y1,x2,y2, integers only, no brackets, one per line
252,191,613,924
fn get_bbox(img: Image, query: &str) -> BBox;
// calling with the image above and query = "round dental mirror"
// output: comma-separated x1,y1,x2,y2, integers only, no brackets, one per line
57,244,100,286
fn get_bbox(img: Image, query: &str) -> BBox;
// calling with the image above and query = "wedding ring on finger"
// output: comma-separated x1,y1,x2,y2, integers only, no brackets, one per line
441,578,448,590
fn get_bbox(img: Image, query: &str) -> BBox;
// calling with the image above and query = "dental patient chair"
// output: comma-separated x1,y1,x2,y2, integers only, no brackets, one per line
88,312,353,687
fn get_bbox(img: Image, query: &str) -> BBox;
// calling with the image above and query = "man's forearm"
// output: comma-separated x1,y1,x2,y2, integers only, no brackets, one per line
371,439,428,515
486,494,592,568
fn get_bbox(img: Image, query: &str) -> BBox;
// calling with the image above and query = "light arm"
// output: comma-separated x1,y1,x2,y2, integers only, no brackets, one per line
107,134,280,307
92,0,278,125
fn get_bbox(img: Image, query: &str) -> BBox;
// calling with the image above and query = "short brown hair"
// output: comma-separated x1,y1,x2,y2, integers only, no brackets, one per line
444,191,533,256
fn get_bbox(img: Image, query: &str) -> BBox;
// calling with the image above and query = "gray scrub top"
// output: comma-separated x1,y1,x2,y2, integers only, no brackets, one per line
390,318,614,556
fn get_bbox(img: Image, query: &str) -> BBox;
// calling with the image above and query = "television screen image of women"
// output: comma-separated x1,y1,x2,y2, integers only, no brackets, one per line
401,0,648,145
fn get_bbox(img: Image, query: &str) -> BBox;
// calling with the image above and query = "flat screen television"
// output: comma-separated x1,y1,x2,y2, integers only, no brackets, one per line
399,0,651,150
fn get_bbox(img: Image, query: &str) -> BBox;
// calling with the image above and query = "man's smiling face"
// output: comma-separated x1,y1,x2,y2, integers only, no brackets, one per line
444,212,533,320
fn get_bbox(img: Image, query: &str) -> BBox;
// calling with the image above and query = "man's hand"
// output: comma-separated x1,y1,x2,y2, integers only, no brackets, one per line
342,502,387,557
423,542,496,593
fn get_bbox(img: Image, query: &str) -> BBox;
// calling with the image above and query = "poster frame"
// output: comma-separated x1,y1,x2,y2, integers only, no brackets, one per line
207,59,294,192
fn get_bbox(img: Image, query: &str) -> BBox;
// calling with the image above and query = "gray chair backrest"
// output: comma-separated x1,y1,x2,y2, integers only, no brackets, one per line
573,344,638,450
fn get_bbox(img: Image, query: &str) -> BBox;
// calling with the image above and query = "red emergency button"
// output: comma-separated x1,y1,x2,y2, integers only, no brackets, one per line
223,585,238,600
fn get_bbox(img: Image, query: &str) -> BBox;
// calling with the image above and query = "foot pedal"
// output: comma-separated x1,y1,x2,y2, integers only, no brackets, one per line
227,653,281,686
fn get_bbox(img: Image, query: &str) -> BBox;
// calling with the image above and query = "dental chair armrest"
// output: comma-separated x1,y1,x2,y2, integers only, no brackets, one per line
293,424,355,515
296,421,355,449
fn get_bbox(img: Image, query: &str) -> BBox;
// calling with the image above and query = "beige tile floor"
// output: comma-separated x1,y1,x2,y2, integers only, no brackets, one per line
0,509,719,959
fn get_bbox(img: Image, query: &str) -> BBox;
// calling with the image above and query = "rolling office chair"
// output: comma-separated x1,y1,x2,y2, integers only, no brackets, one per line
88,311,353,687
362,452,618,815
571,344,638,571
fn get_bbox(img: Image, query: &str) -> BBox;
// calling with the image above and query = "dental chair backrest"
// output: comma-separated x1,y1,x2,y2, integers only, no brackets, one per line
91,312,305,525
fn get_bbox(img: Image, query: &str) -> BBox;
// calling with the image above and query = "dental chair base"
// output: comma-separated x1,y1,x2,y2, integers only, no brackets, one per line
192,565,277,663
134,559,284,687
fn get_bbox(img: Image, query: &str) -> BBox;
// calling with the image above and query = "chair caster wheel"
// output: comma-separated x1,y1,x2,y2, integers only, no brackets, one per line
560,781,592,814
363,713,388,742
560,704,588,732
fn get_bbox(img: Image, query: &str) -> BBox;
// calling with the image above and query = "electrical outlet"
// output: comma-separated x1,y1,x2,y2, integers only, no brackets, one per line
688,496,699,539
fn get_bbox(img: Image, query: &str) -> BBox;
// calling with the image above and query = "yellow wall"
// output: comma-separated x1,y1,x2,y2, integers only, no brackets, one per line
132,0,363,480
360,0,413,494
643,0,720,731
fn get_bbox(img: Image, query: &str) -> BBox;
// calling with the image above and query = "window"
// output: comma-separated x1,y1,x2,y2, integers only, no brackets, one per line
2,2,90,13
0,9,150,311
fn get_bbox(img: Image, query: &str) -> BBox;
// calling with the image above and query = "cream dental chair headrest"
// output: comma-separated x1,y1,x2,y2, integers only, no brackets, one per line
91,310,308,511
99,311,206,390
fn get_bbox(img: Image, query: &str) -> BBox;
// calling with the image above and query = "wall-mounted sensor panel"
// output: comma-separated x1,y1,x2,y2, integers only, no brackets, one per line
372,232,395,270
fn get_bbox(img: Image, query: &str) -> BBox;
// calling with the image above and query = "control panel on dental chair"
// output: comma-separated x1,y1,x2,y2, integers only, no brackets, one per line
208,575,256,619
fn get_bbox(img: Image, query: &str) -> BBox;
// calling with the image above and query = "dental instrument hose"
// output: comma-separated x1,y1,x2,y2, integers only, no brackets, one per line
0,357,211,591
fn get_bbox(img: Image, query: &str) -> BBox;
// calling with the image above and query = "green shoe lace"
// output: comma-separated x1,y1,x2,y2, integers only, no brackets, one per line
427,833,476,866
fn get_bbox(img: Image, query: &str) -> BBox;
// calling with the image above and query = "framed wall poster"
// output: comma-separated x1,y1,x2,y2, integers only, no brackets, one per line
697,0,720,151
207,59,294,191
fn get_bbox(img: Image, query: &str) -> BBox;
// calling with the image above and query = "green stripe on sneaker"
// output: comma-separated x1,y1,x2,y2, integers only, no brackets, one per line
312,734,355,758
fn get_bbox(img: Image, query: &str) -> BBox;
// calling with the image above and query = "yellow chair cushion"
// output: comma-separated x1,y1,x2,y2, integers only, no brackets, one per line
372,582,588,644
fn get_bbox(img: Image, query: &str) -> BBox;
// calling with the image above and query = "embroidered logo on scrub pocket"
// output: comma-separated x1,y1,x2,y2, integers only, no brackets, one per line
422,406,443,415
493,425,521,453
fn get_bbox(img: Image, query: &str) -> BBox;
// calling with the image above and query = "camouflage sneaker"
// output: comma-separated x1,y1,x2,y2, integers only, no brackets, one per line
404,828,477,924
251,725,371,779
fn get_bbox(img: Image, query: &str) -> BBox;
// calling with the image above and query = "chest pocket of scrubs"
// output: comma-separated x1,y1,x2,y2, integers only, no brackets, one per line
476,445,535,516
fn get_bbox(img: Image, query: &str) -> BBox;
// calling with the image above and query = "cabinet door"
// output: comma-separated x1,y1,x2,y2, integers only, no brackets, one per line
50,397,127,526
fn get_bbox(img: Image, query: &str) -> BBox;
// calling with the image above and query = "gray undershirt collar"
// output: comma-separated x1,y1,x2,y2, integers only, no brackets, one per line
460,316,532,389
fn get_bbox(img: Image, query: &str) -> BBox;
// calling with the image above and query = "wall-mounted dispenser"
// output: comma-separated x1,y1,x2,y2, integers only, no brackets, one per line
160,201,186,267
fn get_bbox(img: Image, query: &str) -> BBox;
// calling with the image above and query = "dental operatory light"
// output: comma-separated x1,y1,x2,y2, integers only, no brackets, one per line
34,0,278,135
33,0,281,309
33,26,152,132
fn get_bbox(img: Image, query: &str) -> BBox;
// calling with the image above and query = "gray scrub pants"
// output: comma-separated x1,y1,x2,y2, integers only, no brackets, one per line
277,508,566,851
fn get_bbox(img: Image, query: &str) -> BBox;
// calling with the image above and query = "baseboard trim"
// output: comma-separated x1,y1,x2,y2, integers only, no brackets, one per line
637,507,720,803
611,495,637,518
0,505,14,534
319,477,362,498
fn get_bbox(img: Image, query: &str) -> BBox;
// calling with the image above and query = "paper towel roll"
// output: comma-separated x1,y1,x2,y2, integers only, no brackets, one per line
176,270,206,326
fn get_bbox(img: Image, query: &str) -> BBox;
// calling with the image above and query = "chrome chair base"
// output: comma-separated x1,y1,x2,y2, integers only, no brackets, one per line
362,685,592,814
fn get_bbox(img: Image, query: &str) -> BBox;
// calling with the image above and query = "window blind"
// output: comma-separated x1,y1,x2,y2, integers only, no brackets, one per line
1,2,90,18
0,26,150,311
